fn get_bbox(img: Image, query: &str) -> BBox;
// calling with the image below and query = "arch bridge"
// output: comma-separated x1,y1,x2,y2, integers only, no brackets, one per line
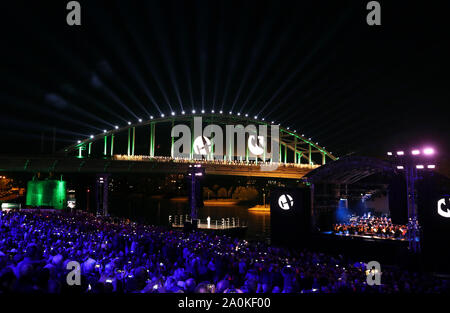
62,113,337,171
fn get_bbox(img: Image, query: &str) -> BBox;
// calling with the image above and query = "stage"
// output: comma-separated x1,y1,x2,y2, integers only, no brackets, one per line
321,231,412,242
304,232,421,270
171,221,248,237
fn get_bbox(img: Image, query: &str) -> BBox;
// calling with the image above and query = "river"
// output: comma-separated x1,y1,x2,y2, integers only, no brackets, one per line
109,197,270,242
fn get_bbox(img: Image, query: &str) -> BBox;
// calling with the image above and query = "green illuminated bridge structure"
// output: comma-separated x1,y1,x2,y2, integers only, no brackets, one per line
1,114,337,180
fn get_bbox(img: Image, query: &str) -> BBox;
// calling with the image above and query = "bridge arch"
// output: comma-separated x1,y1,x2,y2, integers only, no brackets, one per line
61,113,337,166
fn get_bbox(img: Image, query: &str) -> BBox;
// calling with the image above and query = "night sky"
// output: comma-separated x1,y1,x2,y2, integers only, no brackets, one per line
0,1,448,167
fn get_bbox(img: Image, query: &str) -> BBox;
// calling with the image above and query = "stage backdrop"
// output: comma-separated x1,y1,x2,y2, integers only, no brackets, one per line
270,187,311,246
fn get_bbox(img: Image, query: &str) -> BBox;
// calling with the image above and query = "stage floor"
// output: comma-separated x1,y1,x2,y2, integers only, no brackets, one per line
171,223,246,230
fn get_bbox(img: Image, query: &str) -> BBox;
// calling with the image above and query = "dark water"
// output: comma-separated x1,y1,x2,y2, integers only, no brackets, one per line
110,198,270,242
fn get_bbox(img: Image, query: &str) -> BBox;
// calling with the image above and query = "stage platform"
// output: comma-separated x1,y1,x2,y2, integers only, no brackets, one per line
321,231,410,242
303,232,421,270
171,222,248,237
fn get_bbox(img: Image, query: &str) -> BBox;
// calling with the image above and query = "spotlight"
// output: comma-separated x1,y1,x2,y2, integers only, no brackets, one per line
192,109,196,114
150,116,154,120
423,148,434,155
103,130,107,133
171,112,175,116
287,127,290,130
245,113,248,117
387,152,393,156
262,118,265,121
237,112,241,116
397,151,404,156
138,118,142,123
115,125,119,129
271,121,274,124
427,165,436,169
411,149,420,155
127,121,131,125
90,135,94,139
219,110,223,114
254,116,258,119
77,140,81,144
229,111,232,114
211,110,215,113
201,110,205,114
302,134,305,137
397,165,404,169
161,113,165,117
416,165,424,169
182,111,185,115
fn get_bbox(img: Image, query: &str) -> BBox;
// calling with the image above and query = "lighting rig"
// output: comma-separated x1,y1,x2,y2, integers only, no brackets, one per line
386,147,437,253
186,164,205,230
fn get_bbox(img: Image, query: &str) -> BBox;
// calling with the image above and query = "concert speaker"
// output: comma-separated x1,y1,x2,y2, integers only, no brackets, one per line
417,173,450,272
270,187,311,246
388,174,408,225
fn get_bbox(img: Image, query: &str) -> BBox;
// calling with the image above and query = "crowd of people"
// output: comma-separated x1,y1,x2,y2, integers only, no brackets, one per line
0,210,448,293
333,216,408,240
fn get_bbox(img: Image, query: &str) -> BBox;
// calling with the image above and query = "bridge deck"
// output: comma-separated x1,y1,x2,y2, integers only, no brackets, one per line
0,156,319,179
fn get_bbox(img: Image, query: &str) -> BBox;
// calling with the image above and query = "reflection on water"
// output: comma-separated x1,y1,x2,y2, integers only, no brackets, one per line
110,198,270,242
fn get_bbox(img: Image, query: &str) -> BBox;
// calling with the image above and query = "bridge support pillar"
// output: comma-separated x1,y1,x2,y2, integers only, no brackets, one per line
127,128,131,156
171,120,174,158
104,136,108,156
294,137,297,164
209,137,214,161
309,144,312,165
263,139,266,163
110,134,114,156
78,145,86,158
150,122,155,157
187,165,204,230
132,127,135,156
279,142,281,164
245,138,249,163
95,174,110,216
